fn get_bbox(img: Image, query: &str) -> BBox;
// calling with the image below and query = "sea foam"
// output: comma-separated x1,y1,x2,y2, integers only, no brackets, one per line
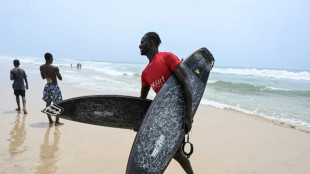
213,67,310,81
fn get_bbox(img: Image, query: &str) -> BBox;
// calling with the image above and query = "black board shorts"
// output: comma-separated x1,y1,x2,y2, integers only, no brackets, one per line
14,89,25,97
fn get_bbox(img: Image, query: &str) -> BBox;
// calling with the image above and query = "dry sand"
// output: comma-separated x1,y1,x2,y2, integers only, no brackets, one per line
1,72,310,174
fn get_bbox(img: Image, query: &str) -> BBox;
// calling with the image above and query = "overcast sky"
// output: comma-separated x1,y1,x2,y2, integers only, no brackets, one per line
1,0,309,70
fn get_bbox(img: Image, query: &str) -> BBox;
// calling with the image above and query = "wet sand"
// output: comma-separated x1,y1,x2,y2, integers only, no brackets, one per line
1,72,310,174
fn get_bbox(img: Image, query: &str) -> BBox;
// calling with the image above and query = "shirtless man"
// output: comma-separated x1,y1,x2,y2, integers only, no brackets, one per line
40,53,64,126
139,32,194,174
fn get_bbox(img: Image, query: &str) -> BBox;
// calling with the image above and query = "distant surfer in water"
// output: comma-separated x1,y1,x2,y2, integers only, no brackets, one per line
40,53,64,126
139,32,194,174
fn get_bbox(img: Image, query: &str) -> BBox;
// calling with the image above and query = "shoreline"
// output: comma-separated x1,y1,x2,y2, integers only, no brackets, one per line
219,107,310,134
59,81,310,134
2,56,309,133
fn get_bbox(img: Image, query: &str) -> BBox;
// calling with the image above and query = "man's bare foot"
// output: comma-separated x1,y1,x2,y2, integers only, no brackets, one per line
23,109,28,114
16,108,21,113
55,122,64,126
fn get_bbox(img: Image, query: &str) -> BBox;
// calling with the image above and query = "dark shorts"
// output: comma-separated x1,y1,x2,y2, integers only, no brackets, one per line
14,89,25,97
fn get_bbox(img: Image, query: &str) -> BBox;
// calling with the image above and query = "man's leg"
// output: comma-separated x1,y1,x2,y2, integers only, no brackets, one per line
173,143,194,174
22,96,28,114
54,86,64,126
46,102,54,124
55,116,64,126
15,95,21,113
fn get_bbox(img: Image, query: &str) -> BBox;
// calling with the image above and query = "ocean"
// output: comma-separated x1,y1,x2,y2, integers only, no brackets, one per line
1,56,310,131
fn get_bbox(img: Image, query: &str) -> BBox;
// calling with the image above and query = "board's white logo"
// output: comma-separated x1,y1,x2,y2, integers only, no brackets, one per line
94,111,113,117
41,104,64,116
151,134,165,157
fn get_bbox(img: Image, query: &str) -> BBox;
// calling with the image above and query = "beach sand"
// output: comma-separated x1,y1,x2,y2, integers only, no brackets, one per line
1,72,310,174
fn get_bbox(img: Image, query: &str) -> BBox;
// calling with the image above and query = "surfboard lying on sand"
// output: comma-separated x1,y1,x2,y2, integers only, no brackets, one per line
41,95,152,130
126,47,214,174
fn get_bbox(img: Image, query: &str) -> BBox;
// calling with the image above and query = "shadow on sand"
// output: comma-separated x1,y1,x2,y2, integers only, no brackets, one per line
30,122,52,128
2,110,19,114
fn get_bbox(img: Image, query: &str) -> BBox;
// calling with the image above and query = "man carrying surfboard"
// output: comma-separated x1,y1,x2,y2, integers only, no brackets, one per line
139,32,194,174
40,53,64,126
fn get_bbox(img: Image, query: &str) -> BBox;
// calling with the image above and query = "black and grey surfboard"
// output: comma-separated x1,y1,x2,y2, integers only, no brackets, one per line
126,47,214,174
42,95,152,130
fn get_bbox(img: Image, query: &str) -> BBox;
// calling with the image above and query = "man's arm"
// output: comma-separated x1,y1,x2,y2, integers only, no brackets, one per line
25,78,29,90
10,71,14,80
40,67,46,79
173,63,193,134
55,67,62,80
135,86,150,131
140,86,150,99
24,71,28,89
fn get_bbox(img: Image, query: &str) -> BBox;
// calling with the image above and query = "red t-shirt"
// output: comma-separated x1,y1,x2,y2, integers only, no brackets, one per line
141,52,181,93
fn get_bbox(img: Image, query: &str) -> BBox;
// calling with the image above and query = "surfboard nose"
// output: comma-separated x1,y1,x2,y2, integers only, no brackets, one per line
185,47,215,83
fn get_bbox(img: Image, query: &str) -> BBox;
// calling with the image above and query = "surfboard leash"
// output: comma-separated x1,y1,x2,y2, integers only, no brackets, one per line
182,134,194,158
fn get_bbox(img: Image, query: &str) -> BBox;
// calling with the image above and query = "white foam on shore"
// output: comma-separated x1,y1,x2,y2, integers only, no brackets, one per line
213,67,310,81
201,99,310,130
82,66,137,76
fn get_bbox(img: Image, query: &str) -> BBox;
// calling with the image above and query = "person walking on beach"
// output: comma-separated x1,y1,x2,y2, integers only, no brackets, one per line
139,32,194,174
10,59,29,114
40,53,64,126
